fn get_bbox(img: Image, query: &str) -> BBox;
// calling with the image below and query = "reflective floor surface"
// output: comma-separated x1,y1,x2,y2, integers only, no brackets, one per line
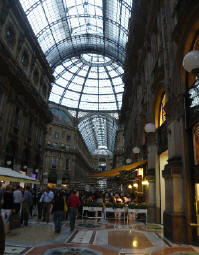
4,217,199,255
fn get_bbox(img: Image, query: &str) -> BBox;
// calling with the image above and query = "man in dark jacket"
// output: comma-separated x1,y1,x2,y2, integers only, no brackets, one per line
0,214,5,255
53,191,64,233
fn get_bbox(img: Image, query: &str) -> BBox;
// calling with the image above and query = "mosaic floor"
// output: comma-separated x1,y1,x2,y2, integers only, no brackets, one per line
4,218,199,255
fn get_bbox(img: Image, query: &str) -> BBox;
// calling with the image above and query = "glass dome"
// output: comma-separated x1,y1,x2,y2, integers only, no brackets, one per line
50,53,124,116
19,0,133,155
78,114,117,155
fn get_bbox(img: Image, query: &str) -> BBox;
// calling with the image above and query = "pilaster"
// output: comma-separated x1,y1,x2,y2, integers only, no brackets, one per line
146,132,157,223
162,157,186,242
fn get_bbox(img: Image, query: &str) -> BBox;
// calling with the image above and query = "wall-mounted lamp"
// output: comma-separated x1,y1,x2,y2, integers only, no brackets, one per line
183,50,199,109
183,50,199,74
126,158,132,164
133,183,138,188
128,184,132,189
144,123,155,133
6,161,12,166
132,146,140,154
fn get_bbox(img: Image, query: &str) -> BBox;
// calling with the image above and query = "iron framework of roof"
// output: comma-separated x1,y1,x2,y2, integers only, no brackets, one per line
19,0,133,155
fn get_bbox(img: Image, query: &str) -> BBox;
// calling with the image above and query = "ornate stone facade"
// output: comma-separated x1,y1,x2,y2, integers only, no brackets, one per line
121,0,199,244
0,1,53,177
43,103,96,189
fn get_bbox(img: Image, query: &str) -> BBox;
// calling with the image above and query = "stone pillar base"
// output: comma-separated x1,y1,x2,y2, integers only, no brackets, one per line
163,211,186,243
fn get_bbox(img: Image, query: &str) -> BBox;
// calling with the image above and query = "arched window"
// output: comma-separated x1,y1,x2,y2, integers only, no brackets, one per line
159,93,166,127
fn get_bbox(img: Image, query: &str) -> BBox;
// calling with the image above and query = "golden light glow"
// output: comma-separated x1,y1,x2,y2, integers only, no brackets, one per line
137,168,143,177
133,183,138,188
128,184,132,189
142,180,149,185
159,93,166,127
132,240,138,247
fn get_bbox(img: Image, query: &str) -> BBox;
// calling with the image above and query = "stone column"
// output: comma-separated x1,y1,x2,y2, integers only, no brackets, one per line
163,96,186,242
162,157,185,242
146,133,157,223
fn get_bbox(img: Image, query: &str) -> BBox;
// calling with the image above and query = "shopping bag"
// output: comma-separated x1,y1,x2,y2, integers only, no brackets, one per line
9,214,21,229
64,202,68,212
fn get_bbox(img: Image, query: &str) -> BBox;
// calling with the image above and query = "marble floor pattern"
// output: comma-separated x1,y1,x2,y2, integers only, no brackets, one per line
4,218,199,255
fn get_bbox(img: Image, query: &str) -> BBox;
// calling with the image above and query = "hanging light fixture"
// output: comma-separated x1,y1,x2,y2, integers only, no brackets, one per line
183,50,199,73
183,51,199,108
126,158,132,164
132,146,140,154
6,161,12,166
144,123,155,133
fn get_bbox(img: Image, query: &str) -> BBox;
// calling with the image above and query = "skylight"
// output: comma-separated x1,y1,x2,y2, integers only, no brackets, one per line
19,0,133,155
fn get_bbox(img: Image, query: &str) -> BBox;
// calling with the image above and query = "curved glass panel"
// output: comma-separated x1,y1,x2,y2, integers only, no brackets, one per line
50,108,73,127
19,0,132,67
78,114,117,155
50,54,123,115
20,0,133,155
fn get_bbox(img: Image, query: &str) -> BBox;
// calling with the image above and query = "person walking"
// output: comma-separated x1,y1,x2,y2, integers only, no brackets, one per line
53,191,65,233
21,186,33,227
13,186,22,215
67,190,80,231
40,188,54,223
1,185,14,223
37,189,43,220
0,213,5,255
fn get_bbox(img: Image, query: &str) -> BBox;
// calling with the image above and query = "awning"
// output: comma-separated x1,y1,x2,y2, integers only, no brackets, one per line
0,167,40,184
93,159,147,178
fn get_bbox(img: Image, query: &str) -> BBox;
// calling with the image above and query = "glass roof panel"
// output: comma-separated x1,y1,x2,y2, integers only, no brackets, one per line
78,114,117,155
20,0,133,155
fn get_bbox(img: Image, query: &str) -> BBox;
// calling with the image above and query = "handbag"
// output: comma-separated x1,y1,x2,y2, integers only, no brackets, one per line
64,201,68,212
9,214,21,229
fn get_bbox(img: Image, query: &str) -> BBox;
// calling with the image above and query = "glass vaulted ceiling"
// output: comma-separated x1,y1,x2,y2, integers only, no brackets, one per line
20,0,133,155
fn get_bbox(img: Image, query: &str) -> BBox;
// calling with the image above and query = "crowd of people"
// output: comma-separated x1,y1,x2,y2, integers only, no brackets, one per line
0,185,82,233
0,184,141,255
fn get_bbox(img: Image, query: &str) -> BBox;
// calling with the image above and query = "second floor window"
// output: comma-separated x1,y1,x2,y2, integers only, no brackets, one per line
66,135,71,142
52,157,56,168
66,159,69,170
55,132,59,139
